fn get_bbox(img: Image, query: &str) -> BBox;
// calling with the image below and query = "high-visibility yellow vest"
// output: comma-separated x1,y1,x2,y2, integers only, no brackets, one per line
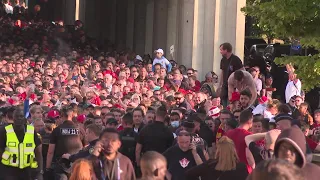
1,124,38,169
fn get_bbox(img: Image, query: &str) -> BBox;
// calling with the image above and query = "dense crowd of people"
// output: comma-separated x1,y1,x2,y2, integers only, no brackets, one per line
0,1,320,180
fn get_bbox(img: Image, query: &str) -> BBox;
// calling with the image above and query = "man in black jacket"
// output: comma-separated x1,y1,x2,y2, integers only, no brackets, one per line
119,112,138,164
61,124,101,162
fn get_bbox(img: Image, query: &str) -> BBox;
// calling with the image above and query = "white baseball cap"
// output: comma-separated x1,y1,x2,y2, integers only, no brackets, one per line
154,48,164,54
135,55,143,61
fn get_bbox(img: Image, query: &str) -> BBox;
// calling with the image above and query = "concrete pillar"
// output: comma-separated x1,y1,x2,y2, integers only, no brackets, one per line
212,0,222,75
108,0,117,44
62,0,76,25
166,0,179,60
76,0,86,24
191,0,205,73
133,0,147,55
126,0,135,50
178,0,194,68
84,0,97,38
212,0,246,76
116,0,128,50
219,0,245,59
144,0,155,56
152,0,168,54
98,0,110,41
202,0,215,77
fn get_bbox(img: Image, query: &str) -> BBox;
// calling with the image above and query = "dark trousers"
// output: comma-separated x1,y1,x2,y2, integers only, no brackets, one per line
2,169,33,180
53,162,70,180
54,171,68,180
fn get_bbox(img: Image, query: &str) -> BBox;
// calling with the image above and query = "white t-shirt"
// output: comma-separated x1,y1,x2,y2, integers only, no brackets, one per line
252,104,275,120
254,78,262,95
285,79,301,103
153,57,170,69
4,4,13,14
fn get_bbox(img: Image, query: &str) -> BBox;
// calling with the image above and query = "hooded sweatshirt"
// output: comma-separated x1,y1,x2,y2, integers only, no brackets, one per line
274,126,320,180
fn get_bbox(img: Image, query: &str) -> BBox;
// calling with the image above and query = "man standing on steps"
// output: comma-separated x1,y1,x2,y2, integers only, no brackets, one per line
218,43,244,107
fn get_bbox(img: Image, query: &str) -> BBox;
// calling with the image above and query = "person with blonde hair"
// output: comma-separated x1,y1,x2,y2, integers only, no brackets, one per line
245,129,281,164
69,159,97,180
140,151,167,180
29,104,43,123
186,136,248,180
252,98,280,120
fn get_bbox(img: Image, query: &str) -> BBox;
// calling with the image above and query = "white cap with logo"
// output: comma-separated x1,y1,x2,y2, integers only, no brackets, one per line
154,48,164,54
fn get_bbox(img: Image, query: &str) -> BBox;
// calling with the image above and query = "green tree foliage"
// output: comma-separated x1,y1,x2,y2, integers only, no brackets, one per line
242,0,320,91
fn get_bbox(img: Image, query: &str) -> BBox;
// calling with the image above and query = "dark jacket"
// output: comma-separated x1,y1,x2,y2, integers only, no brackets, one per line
177,99,192,110
69,139,98,162
119,128,138,163
274,126,320,180
186,159,248,180
90,152,136,180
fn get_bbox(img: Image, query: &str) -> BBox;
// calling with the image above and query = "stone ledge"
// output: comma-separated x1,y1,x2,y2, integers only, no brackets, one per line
312,154,320,165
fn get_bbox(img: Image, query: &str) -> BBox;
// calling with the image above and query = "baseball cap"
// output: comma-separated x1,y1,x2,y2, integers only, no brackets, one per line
135,55,143,61
186,113,202,123
47,110,60,119
229,92,240,102
77,114,86,123
106,118,118,125
154,48,164,54
182,120,195,129
274,113,293,123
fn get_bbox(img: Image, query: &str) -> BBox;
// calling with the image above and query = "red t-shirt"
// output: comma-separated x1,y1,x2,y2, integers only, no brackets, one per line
195,80,201,88
306,137,317,151
226,128,252,173
215,127,224,143
190,85,200,92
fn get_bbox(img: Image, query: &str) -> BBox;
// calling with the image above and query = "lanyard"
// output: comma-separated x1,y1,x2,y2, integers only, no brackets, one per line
99,158,120,180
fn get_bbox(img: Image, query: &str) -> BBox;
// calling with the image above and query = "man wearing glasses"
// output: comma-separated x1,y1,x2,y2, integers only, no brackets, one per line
175,92,192,110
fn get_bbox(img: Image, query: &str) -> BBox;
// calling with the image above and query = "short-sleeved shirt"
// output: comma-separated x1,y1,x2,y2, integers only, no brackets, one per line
226,128,252,173
50,120,84,161
137,121,174,154
220,54,243,85
163,145,205,180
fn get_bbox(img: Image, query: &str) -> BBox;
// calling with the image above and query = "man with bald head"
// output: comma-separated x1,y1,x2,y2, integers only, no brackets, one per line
0,108,43,180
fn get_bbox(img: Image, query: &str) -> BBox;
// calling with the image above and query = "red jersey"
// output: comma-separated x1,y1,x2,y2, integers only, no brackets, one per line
306,137,317,151
117,124,124,132
190,85,200,92
215,126,224,142
226,128,252,173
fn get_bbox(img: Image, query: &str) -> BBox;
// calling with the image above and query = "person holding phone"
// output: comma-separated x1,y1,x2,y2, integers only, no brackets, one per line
163,130,205,180
89,128,136,180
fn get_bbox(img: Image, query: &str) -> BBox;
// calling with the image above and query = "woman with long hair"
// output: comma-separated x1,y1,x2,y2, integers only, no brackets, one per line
245,129,281,164
186,136,248,180
69,159,97,180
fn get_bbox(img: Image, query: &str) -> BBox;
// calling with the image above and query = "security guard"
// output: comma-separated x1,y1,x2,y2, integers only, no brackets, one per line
46,106,84,180
0,108,43,180
61,124,100,162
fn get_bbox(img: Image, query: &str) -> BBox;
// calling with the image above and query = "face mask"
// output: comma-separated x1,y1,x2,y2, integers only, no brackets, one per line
173,80,181,85
170,121,180,128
